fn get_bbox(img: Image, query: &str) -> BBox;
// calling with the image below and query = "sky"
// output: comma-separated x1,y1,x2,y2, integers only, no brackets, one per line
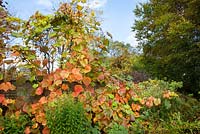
5,0,147,47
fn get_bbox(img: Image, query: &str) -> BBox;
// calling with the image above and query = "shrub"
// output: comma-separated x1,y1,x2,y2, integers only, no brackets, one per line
0,114,32,134
45,94,97,134
106,123,128,134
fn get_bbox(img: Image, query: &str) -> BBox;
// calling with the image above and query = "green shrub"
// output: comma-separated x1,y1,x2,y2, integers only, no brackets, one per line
136,79,182,98
0,114,32,134
107,123,128,134
46,94,98,134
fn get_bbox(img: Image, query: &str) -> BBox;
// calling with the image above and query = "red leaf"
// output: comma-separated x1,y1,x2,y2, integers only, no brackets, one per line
24,126,31,134
73,85,84,97
97,73,104,81
0,94,5,103
83,77,91,87
23,103,30,113
98,95,106,105
35,87,43,95
61,84,69,91
42,127,50,134
39,96,47,104
118,87,126,96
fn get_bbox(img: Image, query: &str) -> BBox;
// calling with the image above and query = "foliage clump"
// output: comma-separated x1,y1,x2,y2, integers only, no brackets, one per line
0,114,32,134
45,94,96,134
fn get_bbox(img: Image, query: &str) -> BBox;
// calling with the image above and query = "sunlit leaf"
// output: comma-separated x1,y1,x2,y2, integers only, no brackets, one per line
154,98,161,106
32,84,39,89
39,96,47,104
61,84,69,91
83,65,91,73
60,70,70,79
83,76,91,87
72,85,84,97
0,94,5,103
35,87,43,95
131,103,141,111
54,79,62,86
0,82,16,91
24,126,31,134
42,127,50,134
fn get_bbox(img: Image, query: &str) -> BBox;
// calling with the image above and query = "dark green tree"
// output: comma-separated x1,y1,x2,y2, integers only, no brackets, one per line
133,0,200,96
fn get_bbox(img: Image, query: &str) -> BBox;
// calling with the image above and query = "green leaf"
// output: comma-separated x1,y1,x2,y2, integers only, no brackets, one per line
30,76,36,82
0,74,3,80
27,55,36,60
164,100,171,109
77,5,83,11
112,101,118,108
11,32,22,38
32,84,39,89
108,94,114,99
103,39,109,46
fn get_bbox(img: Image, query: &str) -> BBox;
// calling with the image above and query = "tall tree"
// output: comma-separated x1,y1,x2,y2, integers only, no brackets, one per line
133,0,200,95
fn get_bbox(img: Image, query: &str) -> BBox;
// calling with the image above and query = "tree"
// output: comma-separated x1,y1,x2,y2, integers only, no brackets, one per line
0,0,21,81
133,0,200,96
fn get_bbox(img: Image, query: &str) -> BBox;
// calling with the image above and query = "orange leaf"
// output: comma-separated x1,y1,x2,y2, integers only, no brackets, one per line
118,87,126,96
32,123,38,129
41,79,52,88
83,65,91,73
83,77,91,87
97,73,104,81
61,84,69,91
131,103,141,111
42,59,48,67
23,103,30,113
163,91,170,98
24,126,31,134
54,79,62,86
33,60,41,66
74,73,83,81
139,99,145,105
60,70,70,79
98,95,106,105
39,96,47,104
42,127,50,134
145,100,153,108
72,68,80,74
0,82,16,91
11,51,20,57
53,73,61,81
134,112,140,117
72,85,83,97
0,94,5,103
35,87,43,95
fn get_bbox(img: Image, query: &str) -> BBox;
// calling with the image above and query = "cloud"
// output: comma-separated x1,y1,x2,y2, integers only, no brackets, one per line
126,32,139,48
87,0,107,9
37,0,52,7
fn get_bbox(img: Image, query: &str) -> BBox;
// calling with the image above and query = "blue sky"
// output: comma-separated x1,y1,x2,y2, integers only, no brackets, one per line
5,0,147,47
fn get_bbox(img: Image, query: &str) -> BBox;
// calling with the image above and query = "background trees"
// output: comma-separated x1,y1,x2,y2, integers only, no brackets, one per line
133,0,200,96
